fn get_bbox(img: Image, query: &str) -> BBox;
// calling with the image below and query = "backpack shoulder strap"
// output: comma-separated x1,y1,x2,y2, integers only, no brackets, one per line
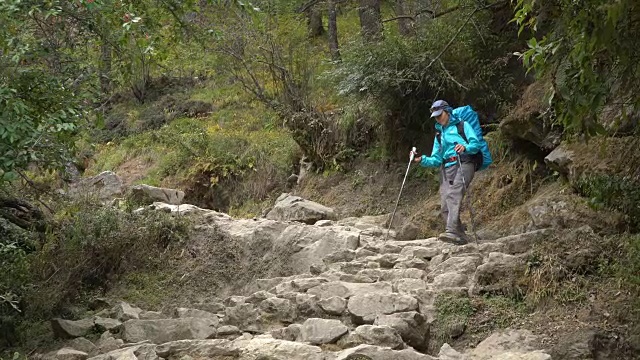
456,121,468,144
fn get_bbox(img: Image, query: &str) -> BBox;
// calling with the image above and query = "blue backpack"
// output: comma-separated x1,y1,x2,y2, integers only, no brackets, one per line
436,105,493,171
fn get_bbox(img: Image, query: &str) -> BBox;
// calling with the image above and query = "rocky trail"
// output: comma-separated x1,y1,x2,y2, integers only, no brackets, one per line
40,193,594,360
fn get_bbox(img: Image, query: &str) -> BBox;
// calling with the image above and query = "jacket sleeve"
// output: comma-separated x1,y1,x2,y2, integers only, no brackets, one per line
419,136,443,167
462,122,481,155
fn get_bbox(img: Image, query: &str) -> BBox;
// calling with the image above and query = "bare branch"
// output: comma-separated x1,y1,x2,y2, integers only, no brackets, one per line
438,59,469,90
426,8,479,69
471,18,487,46
382,5,459,23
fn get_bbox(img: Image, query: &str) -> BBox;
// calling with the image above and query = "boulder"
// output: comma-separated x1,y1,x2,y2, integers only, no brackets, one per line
465,329,550,360
472,252,525,294
307,281,393,300
429,256,482,279
317,296,347,315
239,336,327,360
278,225,360,273
122,318,216,343
224,303,261,332
299,318,349,345
51,318,95,339
549,329,599,360
347,293,418,324
85,344,156,360
47,348,89,360
66,338,98,356
400,246,442,260
270,323,302,341
129,184,185,205
93,317,122,333
266,193,336,224
154,339,239,358
432,273,470,290
223,295,247,307
495,229,551,254
245,291,276,304
175,308,219,324
338,325,405,349
499,81,561,151
394,258,428,270
335,344,438,360
293,293,323,319
375,311,430,351
438,343,467,360
393,279,428,294
113,302,142,321
68,171,124,200
95,332,123,354
259,297,296,323
337,214,390,230
545,144,575,178
397,222,420,241
139,311,165,320
323,249,357,264
275,277,328,295
217,325,242,339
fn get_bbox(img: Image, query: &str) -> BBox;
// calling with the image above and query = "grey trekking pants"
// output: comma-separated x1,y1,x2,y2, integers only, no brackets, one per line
439,162,475,235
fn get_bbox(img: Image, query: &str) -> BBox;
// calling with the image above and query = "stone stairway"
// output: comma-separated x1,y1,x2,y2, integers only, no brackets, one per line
42,196,557,360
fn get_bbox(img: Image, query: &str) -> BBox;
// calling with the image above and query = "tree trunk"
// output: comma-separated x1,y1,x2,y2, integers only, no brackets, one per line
358,0,383,42
328,0,341,61
416,0,438,25
99,43,112,95
307,7,325,37
396,0,415,36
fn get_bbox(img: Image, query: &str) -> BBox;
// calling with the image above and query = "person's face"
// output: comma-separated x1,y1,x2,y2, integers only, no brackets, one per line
435,111,450,126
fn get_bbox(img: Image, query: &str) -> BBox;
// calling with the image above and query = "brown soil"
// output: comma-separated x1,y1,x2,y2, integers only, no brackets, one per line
116,156,155,186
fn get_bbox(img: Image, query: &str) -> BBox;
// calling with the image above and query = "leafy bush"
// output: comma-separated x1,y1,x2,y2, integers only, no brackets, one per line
0,196,189,327
574,174,640,231
513,0,640,135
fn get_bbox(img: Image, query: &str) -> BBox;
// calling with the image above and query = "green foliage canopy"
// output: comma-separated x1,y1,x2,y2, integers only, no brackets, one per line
513,0,640,135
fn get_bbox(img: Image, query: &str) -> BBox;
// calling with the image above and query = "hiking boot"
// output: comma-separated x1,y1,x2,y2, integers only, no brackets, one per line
458,232,471,245
439,232,468,245
439,232,461,244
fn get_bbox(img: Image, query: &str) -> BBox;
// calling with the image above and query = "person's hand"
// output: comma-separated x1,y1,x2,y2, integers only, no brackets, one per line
454,144,466,153
413,155,422,163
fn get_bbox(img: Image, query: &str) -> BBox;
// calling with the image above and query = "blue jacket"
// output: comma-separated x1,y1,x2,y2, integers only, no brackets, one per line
419,114,481,168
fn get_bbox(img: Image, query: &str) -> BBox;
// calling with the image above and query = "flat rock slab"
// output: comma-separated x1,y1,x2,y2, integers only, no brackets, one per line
347,293,418,324
338,325,405,349
122,318,216,344
51,318,94,339
299,318,349,345
239,336,329,360
307,281,392,300
155,339,239,358
267,193,336,224
335,344,438,360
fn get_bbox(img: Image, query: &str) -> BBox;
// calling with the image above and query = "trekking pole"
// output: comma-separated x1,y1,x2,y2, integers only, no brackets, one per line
386,147,417,241
454,142,480,248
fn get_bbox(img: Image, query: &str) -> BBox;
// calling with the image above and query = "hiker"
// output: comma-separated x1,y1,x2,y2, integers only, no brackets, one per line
413,100,482,244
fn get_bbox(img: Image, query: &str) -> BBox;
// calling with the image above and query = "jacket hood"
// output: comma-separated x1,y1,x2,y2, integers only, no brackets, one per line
434,109,460,131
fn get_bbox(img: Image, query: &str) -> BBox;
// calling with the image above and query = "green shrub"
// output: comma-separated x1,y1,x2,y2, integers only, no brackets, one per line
433,293,475,342
24,199,187,317
574,174,640,231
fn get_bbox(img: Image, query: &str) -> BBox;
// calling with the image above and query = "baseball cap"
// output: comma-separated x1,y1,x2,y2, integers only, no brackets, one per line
430,100,449,118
